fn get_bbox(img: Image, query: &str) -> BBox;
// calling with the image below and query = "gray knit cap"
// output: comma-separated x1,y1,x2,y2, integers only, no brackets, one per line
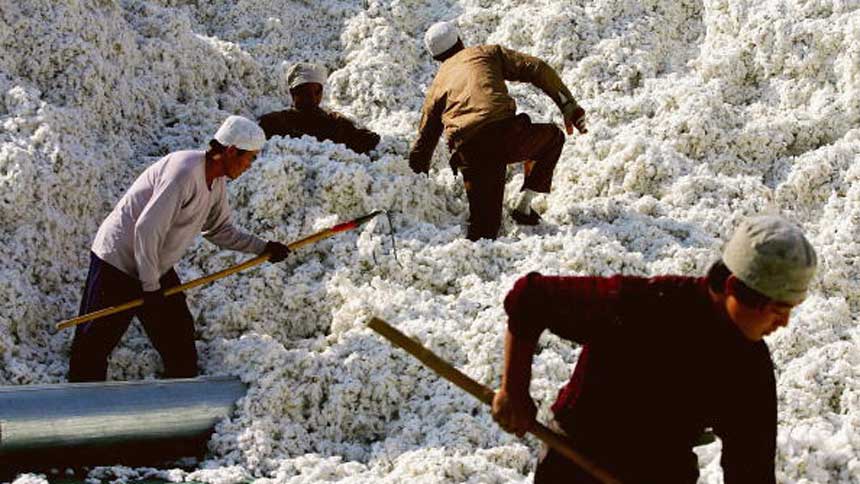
286,62,327,90
722,215,817,304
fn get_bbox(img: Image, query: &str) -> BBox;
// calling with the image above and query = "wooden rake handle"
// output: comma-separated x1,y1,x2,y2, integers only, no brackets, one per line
367,317,622,484
55,212,382,331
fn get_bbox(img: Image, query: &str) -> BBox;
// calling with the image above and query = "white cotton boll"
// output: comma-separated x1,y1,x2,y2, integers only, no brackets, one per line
529,339,581,426
774,337,860,482
333,24,426,120
359,446,531,484
768,296,854,365
265,454,371,483
808,171,860,306
775,132,860,217
10,474,49,484
201,331,423,475
185,465,252,484
694,438,724,484
4,85,43,118
82,465,185,483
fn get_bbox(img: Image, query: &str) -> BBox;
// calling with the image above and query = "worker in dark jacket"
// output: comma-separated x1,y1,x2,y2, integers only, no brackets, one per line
409,21,587,241
492,215,818,483
259,62,380,155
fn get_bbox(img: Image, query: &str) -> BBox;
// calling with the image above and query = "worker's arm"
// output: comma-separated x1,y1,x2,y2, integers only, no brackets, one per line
496,46,586,134
408,85,445,174
492,272,623,435
258,111,289,140
503,272,622,344
492,329,538,436
201,185,266,255
329,112,381,155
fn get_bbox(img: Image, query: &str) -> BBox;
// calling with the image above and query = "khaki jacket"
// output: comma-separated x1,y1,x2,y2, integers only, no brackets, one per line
409,45,577,172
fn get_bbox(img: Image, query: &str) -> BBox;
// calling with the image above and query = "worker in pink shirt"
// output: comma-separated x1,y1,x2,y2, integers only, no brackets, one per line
69,115,290,382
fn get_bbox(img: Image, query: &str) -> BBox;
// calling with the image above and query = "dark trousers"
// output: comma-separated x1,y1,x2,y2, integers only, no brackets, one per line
532,419,603,483
456,113,565,241
68,252,198,382
533,420,699,484
534,448,602,484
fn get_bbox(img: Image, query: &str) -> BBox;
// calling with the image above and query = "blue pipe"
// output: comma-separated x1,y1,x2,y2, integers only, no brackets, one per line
0,376,245,459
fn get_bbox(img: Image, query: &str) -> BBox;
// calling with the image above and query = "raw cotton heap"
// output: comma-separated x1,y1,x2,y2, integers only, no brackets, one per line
1,0,859,482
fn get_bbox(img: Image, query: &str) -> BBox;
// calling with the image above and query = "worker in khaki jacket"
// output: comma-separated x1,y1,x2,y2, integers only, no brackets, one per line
409,21,587,241
259,62,380,155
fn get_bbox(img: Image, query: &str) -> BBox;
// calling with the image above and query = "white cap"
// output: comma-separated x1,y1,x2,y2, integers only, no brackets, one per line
214,115,266,152
424,21,460,57
287,62,327,90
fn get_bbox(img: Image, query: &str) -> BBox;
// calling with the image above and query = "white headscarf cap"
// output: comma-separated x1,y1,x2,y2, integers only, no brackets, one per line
424,21,460,57
214,115,265,152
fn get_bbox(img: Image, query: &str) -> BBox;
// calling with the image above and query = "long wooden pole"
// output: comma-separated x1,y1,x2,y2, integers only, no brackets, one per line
55,211,382,331
367,317,622,484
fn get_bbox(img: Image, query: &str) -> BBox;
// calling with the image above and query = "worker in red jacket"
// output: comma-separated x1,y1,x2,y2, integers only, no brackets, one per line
492,215,817,483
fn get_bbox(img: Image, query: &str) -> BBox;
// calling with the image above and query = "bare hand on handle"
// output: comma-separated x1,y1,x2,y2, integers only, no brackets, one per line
563,103,588,135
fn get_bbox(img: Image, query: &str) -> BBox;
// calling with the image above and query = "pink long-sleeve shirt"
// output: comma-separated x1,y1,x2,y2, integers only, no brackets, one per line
91,150,266,291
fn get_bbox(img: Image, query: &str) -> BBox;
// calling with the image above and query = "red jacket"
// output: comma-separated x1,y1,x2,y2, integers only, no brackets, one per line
505,272,776,483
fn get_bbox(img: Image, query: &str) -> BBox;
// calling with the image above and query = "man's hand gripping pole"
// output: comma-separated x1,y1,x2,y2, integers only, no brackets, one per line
367,317,622,484
55,211,384,331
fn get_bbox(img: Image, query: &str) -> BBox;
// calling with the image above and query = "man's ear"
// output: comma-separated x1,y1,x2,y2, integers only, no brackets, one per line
223,145,239,158
723,274,735,295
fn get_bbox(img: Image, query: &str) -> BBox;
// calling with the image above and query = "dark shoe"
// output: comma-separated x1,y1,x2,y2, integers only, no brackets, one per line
511,209,542,226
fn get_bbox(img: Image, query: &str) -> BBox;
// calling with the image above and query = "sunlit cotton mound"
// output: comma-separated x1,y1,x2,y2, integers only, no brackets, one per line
2,0,859,482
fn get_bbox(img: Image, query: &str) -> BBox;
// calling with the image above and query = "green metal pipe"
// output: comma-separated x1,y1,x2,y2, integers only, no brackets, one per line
0,376,245,470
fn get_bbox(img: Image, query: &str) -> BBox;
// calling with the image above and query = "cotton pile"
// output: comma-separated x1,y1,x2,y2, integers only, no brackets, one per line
1,0,858,482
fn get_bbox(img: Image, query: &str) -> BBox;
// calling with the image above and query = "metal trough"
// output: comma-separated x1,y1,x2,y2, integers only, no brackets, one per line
0,376,246,472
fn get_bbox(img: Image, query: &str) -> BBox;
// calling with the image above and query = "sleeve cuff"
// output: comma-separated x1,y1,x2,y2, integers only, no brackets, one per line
141,279,160,292
250,237,267,255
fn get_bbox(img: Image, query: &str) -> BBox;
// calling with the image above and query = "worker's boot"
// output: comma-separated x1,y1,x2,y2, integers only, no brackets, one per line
512,188,542,225
511,209,542,225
